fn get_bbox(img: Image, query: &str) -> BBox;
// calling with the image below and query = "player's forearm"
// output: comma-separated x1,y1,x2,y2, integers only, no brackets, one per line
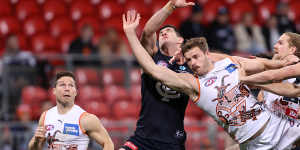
142,1,175,36
256,82,300,97
258,58,287,70
102,140,114,150
240,69,276,84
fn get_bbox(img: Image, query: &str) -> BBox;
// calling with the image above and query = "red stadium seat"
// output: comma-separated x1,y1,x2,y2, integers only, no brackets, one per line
229,1,254,23
104,17,123,33
16,33,29,50
43,0,68,21
22,86,48,104
50,16,74,37
84,101,110,118
256,0,277,24
129,84,141,103
112,100,139,119
151,1,166,14
16,103,33,120
0,0,12,17
70,0,95,21
75,68,100,85
31,33,57,54
130,68,141,85
289,1,300,21
186,101,205,119
23,15,47,36
97,1,123,20
202,0,225,25
16,0,40,21
103,85,129,105
77,16,101,33
100,68,125,86
59,33,77,53
77,85,102,103
124,1,151,17
0,16,21,36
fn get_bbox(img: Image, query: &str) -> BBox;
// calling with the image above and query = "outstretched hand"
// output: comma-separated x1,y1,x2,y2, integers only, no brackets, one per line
283,54,300,66
170,0,195,8
123,10,141,33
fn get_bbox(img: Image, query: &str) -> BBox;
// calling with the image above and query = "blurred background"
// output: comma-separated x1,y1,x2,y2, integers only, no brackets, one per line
0,0,299,149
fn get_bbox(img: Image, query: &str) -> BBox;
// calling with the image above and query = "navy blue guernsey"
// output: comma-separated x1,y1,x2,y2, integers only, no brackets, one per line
134,50,193,144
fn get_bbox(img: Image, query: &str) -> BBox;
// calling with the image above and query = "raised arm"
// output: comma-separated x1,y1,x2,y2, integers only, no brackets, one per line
28,112,46,150
124,10,197,99
240,63,300,84
140,0,194,56
81,113,114,150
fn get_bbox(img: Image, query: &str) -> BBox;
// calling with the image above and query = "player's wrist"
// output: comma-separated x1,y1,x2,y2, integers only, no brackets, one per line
167,1,176,12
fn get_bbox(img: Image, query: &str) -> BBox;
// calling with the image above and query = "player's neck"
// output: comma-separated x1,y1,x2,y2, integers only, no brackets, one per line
56,102,74,115
161,42,181,56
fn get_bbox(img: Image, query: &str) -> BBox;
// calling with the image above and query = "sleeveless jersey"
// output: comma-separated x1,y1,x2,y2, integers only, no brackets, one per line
263,78,300,149
44,105,89,150
195,58,270,143
135,50,192,144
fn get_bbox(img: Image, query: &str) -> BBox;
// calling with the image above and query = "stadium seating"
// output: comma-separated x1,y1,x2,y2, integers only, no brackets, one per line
0,0,12,17
100,68,125,86
103,85,129,105
289,1,300,21
21,86,48,104
229,1,254,23
0,16,21,36
70,0,95,21
43,0,68,21
31,33,57,54
84,101,110,118
77,85,103,104
23,15,48,36
15,0,40,21
97,1,123,20
59,32,77,53
50,16,74,37
256,0,277,24
75,68,100,85
202,0,225,25
77,16,101,33
112,100,139,119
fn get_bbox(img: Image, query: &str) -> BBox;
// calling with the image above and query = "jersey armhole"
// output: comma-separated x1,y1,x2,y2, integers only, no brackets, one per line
228,56,242,66
79,112,89,135
192,76,201,103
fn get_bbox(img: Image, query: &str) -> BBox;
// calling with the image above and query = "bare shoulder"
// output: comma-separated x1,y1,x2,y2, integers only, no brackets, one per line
80,113,101,131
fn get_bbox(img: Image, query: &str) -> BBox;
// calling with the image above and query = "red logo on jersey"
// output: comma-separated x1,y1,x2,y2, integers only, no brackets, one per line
124,141,138,150
204,76,217,87
45,125,54,131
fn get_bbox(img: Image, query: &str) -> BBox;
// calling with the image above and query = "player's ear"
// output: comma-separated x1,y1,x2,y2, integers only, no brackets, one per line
178,37,184,43
52,88,56,95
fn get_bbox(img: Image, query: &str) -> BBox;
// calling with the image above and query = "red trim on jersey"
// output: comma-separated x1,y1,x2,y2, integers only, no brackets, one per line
124,141,138,150
79,112,89,135
193,76,201,103
42,110,47,127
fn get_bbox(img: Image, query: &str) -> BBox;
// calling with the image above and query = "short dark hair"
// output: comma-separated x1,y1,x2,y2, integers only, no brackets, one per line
159,25,181,37
54,71,76,87
181,37,209,54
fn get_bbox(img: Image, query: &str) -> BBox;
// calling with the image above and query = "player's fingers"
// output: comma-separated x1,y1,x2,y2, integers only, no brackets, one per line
127,10,131,22
122,14,126,25
185,2,195,6
136,13,141,23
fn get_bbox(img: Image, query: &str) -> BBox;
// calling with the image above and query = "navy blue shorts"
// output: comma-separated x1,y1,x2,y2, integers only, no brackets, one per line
120,135,185,150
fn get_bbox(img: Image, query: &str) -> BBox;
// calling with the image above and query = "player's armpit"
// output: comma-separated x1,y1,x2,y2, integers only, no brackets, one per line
80,113,114,150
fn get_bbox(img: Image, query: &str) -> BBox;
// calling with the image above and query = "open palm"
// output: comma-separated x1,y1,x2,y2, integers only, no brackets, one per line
123,10,141,33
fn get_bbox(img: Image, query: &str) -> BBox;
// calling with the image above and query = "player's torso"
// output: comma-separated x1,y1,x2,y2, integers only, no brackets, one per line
195,58,270,143
135,50,192,144
264,78,300,127
44,105,89,150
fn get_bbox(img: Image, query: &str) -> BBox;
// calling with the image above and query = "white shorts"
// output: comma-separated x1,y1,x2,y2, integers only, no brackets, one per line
239,112,300,150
